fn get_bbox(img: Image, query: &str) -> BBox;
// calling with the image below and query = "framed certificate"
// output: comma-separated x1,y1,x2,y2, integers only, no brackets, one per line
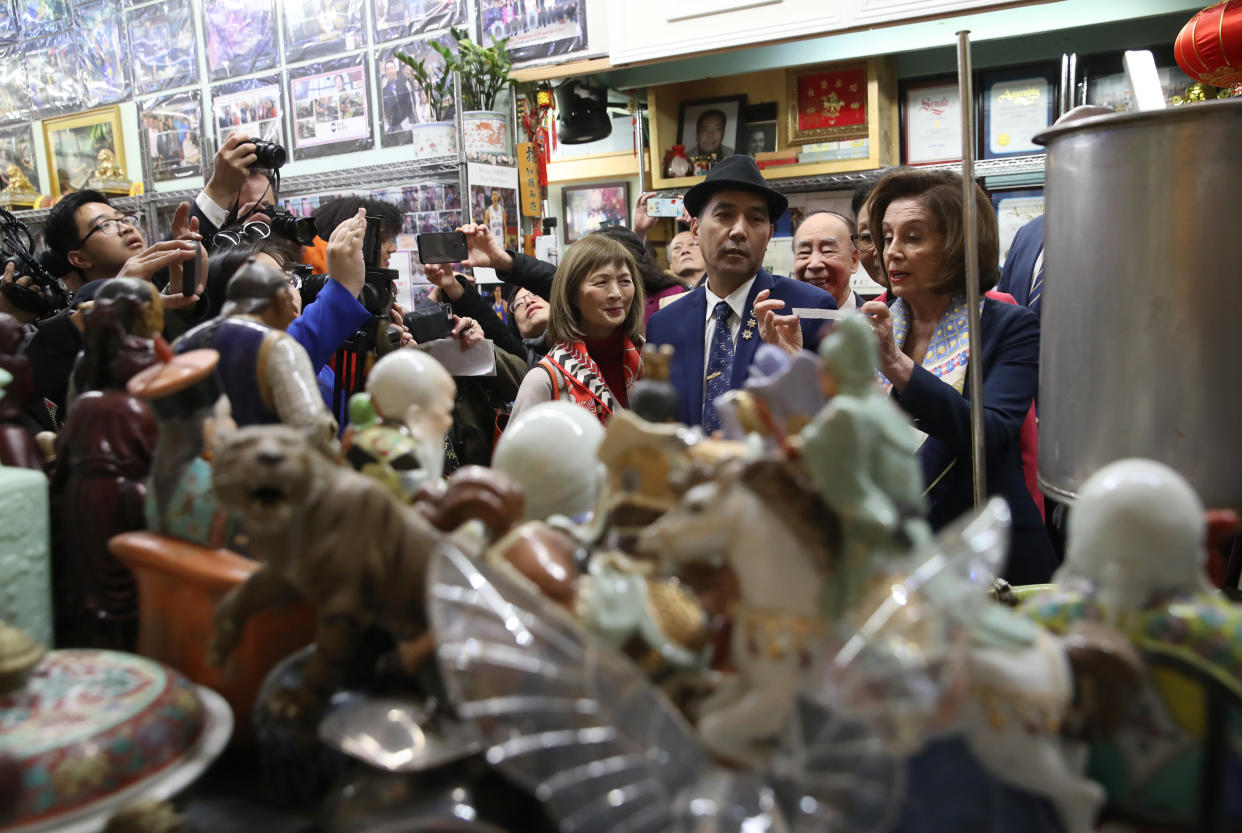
979,65,1057,159
786,61,869,145
901,76,962,166
991,186,1044,267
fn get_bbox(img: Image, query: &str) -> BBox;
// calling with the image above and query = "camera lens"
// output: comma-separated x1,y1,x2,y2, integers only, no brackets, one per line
250,140,287,169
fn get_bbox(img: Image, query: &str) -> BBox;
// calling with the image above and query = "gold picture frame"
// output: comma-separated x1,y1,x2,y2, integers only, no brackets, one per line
786,61,871,145
42,106,127,200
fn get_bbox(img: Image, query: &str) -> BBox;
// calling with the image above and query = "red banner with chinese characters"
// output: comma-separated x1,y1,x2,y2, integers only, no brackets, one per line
793,64,867,136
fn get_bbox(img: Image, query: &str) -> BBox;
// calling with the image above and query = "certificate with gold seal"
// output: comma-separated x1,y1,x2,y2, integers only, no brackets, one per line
980,65,1058,159
901,77,962,165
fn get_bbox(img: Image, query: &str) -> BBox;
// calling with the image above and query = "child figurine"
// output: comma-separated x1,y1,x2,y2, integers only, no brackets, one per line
798,315,930,618
127,343,238,548
341,349,456,502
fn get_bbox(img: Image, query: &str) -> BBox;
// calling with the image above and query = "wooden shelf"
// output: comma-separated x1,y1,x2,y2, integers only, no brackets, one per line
646,57,899,192
510,57,613,84
546,150,651,185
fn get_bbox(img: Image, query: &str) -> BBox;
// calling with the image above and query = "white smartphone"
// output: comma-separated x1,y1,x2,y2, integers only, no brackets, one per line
647,197,684,218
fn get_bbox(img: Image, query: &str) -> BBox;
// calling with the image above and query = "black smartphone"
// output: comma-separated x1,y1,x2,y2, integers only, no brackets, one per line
417,231,468,265
403,303,454,342
184,241,204,297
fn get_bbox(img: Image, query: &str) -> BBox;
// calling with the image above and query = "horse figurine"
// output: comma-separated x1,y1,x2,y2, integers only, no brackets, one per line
636,457,839,768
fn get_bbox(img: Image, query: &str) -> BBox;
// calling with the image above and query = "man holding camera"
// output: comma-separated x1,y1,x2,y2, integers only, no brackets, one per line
191,133,281,241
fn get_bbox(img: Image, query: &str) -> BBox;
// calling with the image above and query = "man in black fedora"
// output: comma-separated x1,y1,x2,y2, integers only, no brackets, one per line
646,154,836,429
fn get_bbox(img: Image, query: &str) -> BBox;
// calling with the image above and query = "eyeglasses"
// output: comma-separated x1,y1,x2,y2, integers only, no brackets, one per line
285,262,311,290
510,296,536,314
78,214,141,247
850,231,876,251
212,221,272,250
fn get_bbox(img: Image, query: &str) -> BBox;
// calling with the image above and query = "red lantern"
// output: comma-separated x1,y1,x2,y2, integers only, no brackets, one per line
1175,1,1242,87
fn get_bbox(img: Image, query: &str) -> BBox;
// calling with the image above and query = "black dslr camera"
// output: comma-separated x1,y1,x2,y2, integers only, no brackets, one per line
267,206,317,246
250,140,287,169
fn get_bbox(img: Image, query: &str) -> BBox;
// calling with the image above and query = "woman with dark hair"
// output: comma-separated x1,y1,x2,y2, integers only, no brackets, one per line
860,167,1054,584
509,235,645,425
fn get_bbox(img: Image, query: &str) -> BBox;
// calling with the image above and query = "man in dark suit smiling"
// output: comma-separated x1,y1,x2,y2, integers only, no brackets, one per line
646,155,836,429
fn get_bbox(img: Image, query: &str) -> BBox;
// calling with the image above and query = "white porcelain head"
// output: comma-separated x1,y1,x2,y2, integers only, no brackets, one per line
366,350,457,441
492,401,605,521
1057,458,1209,609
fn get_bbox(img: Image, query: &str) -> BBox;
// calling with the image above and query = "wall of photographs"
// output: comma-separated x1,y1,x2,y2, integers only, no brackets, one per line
0,0,594,203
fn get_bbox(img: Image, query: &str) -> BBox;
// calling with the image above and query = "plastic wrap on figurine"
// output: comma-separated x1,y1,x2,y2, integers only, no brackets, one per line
1021,459,1242,829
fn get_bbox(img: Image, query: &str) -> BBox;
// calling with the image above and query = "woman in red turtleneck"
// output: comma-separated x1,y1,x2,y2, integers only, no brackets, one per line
508,234,645,426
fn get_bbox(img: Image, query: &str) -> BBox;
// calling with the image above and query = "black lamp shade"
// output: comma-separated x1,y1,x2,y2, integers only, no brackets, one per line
555,81,612,144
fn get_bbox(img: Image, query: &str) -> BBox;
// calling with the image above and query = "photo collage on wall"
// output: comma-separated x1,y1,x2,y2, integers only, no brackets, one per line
19,0,71,32
282,0,366,63
138,92,204,182
24,30,85,115
385,182,464,251
376,34,457,147
77,0,131,105
289,57,372,160
127,1,199,96
478,0,586,62
211,74,285,149
202,0,278,82
0,42,28,124
373,0,466,43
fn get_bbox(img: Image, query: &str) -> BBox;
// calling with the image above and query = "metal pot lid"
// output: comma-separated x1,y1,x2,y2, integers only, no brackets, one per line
1034,97,1242,146
318,697,484,773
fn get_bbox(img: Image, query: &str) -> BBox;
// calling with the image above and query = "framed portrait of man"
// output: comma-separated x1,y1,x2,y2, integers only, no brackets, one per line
676,95,745,164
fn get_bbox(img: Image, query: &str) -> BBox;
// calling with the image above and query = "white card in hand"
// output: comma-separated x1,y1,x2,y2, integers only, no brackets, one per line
419,338,496,376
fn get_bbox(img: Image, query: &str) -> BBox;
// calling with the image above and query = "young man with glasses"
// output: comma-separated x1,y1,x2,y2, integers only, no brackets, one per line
24,190,201,430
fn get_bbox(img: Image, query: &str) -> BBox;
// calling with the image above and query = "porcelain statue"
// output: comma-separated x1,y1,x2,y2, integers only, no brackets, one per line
491,401,605,522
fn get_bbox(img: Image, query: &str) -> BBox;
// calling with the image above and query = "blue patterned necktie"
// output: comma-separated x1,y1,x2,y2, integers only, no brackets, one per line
702,300,735,431
1028,252,1043,315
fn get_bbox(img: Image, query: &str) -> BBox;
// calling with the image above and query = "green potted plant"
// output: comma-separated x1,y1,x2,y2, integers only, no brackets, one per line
393,40,460,159
448,27,515,165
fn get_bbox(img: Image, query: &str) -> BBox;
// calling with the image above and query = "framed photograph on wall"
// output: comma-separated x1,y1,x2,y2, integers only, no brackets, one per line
979,64,1057,159
211,74,285,150
786,61,868,145
202,0,278,81
0,124,42,194
138,91,204,183
478,0,587,63
991,186,1044,267
289,56,373,160
42,106,125,199
373,0,464,44
901,76,962,165
677,95,745,163
282,0,366,64
561,180,629,244
126,0,199,96
741,101,778,156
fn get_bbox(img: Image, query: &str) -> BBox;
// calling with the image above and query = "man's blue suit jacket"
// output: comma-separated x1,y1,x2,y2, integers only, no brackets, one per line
645,269,836,427
996,214,1043,309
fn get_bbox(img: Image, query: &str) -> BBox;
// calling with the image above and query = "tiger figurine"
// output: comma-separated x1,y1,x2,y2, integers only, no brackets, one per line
206,424,450,721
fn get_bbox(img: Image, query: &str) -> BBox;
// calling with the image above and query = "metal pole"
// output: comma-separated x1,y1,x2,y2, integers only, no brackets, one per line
633,101,646,190
956,30,987,508
454,70,470,225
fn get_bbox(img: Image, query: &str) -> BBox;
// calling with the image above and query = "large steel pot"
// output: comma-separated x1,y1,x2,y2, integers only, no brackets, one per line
1034,99,1242,510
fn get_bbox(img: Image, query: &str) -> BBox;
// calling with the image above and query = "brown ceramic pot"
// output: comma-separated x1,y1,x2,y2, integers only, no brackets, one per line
109,531,315,744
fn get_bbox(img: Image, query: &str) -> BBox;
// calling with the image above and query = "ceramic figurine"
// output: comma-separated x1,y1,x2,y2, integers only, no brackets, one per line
342,350,456,502
50,283,163,650
715,343,825,449
0,165,38,208
491,401,606,522
88,148,132,194
1021,459,1242,828
207,424,450,721
825,499,1145,833
636,457,838,767
174,258,336,448
798,315,931,618
0,368,52,647
128,346,238,548
0,313,42,470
